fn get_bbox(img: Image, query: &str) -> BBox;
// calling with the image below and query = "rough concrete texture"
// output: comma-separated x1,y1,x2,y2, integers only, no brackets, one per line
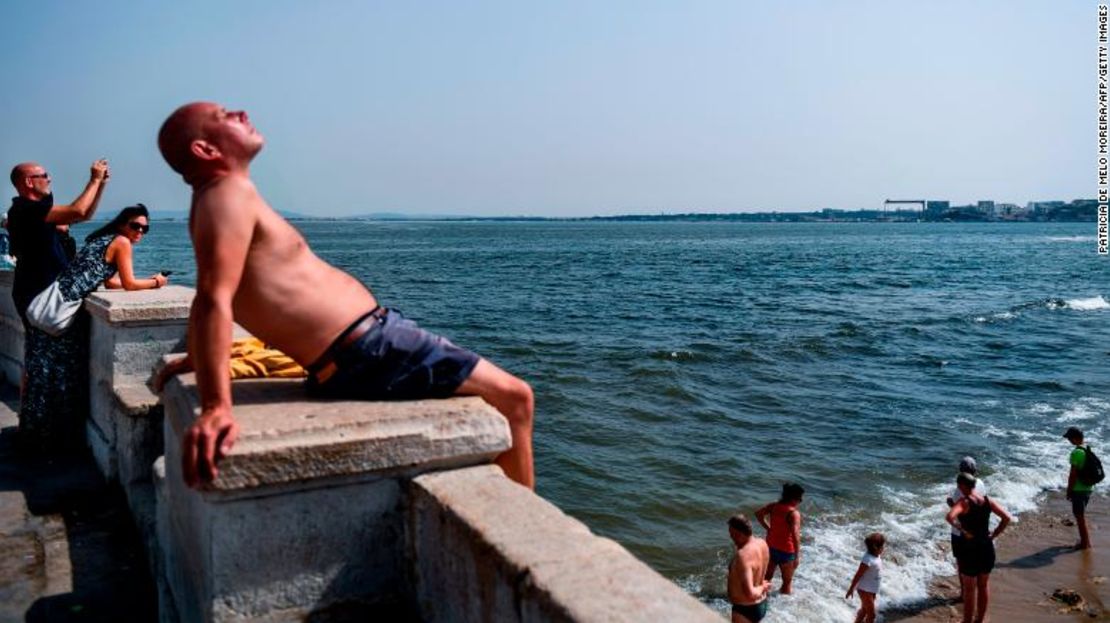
0,273,19,386
162,375,511,492
410,466,723,623
84,418,117,482
84,285,194,323
0,300,23,386
90,316,189,384
110,381,164,491
86,295,187,485
159,399,422,621
113,383,165,583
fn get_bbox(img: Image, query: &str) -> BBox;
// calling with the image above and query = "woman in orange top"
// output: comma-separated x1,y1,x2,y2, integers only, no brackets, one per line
755,482,805,594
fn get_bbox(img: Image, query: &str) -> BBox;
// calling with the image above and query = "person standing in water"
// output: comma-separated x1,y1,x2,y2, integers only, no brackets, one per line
727,514,771,623
756,482,804,594
947,472,1011,623
844,532,885,623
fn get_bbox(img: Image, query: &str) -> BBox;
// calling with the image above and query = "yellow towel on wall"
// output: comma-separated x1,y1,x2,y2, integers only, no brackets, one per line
228,337,307,379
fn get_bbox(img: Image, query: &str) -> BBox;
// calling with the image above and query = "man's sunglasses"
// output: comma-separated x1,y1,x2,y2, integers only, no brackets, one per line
27,173,50,180
128,222,150,234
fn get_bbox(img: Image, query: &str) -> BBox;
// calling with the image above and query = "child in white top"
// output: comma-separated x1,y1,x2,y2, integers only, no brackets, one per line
845,532,885,623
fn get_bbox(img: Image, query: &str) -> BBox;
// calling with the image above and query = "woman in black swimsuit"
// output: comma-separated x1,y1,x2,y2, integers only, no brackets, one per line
945,472,1011,623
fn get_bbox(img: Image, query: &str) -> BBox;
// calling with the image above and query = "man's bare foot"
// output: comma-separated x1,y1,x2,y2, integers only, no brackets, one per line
1073,541,1092,550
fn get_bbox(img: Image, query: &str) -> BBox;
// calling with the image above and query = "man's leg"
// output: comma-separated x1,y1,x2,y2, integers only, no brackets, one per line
1077,514,1091,549
456,358,535,489
1074,495,1092,549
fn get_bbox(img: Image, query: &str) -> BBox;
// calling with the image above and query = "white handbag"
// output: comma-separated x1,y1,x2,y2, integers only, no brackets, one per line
26,281,82,336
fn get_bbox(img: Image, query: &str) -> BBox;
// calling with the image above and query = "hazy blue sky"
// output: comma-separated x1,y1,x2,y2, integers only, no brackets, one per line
0,2,1091,217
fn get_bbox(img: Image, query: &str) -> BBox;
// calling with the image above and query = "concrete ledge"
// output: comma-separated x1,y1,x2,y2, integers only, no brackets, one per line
158,375,513,621
0,272,24,386
85,286,194,324
114,381,161,417
410,466,722,623
163,375,511,493
112,380,164,490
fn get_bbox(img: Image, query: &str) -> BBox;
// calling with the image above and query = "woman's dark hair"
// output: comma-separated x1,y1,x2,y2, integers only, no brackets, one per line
85,203,150,242
780,482,805,503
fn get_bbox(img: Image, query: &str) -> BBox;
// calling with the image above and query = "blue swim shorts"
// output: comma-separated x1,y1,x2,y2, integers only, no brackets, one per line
769,547,797,565
306,308,480,400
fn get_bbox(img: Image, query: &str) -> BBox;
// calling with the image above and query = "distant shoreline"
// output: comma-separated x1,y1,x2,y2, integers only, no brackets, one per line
138,213,1100,224
122,201,1097,224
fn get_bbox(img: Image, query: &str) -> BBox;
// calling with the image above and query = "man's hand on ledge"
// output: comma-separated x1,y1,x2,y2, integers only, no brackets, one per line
151,354,194,393
183,406,239,488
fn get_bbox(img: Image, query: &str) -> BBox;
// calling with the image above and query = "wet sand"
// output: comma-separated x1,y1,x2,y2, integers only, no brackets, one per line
887,491,1108,622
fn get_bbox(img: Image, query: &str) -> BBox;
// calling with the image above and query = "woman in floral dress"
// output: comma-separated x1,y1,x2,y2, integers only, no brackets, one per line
20,204,169,450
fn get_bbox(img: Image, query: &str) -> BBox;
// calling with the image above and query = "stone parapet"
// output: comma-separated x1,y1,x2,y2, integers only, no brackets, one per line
410,466,722,623
85,285,194,324
0,271,23,386
85,286,192,507
157,375,512,621
162,375,511,493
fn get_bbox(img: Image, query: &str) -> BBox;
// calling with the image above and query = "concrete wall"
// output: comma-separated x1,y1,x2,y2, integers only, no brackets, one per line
0,272,23,386
410,466,723,623
0,272,722,622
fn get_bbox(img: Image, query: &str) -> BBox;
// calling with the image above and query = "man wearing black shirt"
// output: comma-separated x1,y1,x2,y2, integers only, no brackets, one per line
55,224,77,262
7,160,110,324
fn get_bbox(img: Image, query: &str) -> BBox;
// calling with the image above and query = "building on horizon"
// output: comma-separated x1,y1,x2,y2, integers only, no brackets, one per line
925,201,949,218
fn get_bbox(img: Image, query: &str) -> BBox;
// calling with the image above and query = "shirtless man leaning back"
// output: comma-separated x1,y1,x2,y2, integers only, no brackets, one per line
727,514,771,623
156,102,534,490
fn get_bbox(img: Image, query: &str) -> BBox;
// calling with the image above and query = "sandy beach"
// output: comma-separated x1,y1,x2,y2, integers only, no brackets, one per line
887,490,1108,622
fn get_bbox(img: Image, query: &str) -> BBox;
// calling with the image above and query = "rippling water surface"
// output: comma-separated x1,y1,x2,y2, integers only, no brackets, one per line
89,220,1110,620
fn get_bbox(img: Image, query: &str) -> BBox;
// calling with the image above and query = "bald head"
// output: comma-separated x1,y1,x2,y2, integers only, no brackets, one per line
9,162,50,199
158,102,216,181
158,102,263,187
10,162,36,189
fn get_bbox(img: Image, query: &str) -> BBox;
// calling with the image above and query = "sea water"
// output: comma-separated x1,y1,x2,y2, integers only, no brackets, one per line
94,219,1109,621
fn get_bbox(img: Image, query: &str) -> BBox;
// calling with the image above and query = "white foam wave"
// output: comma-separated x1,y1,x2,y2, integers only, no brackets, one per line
973,311,1017,323
687,397,1107,621
1052,397,1110,423
1044,235,1095,242
1063,295,1110,311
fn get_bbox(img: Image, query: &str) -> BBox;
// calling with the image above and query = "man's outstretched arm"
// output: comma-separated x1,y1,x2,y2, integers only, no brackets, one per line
183,183,254,488
45,159,110,224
